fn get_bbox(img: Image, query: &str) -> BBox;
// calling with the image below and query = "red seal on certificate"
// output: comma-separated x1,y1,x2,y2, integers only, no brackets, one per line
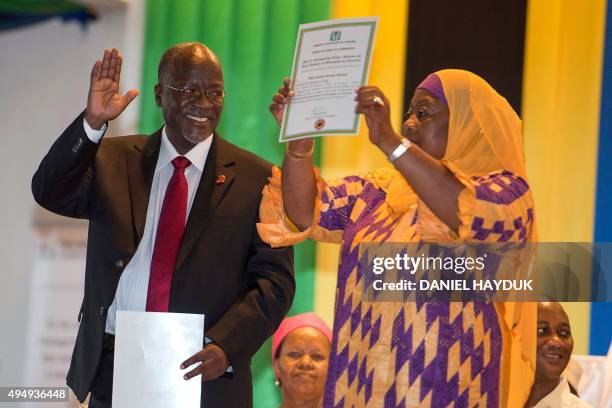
314,119,325,129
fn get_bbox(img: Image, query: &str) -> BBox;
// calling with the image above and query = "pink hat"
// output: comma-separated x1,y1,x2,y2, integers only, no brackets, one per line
272,312,332,359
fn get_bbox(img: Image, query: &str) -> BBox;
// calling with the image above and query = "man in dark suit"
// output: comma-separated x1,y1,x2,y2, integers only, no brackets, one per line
32,43,295,408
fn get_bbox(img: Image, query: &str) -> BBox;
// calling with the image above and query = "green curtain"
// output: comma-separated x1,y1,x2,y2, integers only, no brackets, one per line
140,1,330,406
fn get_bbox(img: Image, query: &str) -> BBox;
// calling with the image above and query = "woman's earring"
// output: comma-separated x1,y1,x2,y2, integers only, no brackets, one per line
274,379,280,387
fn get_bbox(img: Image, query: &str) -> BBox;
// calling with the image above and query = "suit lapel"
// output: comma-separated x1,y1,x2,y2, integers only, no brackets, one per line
175,134,236,272
126,129,161,245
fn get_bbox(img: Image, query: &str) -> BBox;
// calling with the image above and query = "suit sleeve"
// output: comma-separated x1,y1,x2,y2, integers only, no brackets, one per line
206,217,295,366
32,111,100,218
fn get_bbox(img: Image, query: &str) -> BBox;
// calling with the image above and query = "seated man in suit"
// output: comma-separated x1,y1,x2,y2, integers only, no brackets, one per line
32,42,295,408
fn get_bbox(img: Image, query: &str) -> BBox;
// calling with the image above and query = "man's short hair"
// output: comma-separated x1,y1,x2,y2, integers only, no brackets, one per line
158,46,182,83
157,42,219,84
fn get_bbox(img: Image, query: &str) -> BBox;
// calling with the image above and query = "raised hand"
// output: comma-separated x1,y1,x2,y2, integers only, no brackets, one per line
84,48,139,130
269,77,314,156
269,77,294,126
355,86,401,155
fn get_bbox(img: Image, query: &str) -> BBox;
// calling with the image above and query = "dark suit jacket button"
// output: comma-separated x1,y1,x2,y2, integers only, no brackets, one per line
99,306,105,317
72,138,83,153
115,259,124,268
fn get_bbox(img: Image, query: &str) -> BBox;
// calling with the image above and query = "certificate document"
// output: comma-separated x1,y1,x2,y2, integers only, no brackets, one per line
279,17,378,142
112,311,204,408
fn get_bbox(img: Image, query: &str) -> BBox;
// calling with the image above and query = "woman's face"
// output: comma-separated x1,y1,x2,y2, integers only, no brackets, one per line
535,302,574,382
401,88,450,159
273,327,331,403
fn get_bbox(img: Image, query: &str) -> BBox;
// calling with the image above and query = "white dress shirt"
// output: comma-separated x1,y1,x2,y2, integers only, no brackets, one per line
533,378,592,408
82,119,212,334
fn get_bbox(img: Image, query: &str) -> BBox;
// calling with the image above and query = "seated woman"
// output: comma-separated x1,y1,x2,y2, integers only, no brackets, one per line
259,70,537,407
272,312,332,408
524,302,591,407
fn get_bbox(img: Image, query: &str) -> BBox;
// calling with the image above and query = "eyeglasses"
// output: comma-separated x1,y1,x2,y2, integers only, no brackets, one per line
160,83,225,103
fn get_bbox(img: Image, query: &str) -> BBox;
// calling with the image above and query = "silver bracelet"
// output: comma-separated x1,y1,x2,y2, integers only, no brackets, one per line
387,138,412,162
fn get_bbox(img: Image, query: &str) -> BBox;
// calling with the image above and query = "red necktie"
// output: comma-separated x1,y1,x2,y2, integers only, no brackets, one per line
146,156,191,312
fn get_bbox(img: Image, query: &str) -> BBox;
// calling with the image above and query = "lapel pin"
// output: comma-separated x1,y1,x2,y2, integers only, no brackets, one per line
215,174,226,184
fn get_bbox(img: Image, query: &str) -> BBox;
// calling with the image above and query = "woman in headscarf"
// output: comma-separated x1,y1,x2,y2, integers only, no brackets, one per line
259,70,537,407
272,312,333,408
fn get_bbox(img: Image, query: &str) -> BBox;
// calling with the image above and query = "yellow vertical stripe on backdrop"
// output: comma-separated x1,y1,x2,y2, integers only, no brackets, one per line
314,0,409,326
522,0,606,354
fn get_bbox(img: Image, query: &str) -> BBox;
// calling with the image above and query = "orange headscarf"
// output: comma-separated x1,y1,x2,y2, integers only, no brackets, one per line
385,70,531,216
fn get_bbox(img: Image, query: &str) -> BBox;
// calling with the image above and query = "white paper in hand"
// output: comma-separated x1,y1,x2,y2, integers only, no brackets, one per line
279,17,378,141
113,311,204,408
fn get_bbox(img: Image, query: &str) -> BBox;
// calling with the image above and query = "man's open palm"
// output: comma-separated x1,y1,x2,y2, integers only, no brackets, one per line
84,48,139,129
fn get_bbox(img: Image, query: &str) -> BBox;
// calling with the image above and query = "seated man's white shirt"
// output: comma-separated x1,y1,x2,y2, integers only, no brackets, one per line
566,347,612,408
533,378,592,408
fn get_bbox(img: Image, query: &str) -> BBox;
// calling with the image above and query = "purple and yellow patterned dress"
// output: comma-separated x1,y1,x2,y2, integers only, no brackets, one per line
258,164,535,408
258,70,537,407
